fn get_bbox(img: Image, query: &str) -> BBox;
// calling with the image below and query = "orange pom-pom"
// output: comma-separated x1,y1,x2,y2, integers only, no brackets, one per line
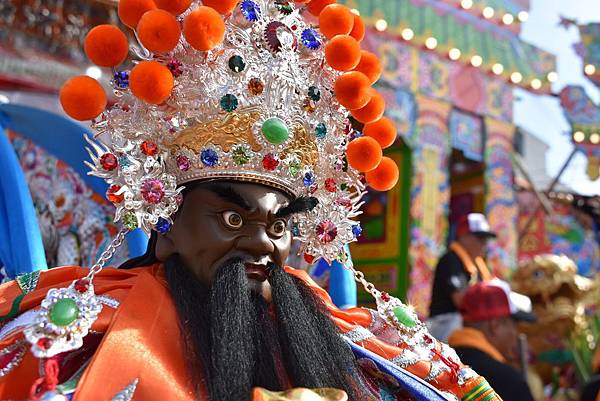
59,76,107,121
366,156,399,191
129,61,174,104
346,136,383,173
294,0,311,3
334,71,372,110
118,0,156,28
354,50,382,84
307,0,335,16
319,4,354,39
364,117,397,149
202,0,239,14
84,25,129,67
183,6,225,51
154,0,191,15
351,89,385,123
349,14,365,41
325,35,361,71
137,9,181,53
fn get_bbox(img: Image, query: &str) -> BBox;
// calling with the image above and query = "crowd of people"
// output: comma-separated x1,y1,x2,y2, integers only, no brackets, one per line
428,213,599,401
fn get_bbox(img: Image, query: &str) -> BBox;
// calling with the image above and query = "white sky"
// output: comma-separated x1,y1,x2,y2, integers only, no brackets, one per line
514,0,600,195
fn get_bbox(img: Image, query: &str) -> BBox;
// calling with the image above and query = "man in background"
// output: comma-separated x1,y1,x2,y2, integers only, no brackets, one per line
428,213,496,341
448,280,537,401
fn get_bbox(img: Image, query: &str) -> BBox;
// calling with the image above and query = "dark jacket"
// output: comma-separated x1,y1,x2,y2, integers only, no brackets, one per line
581,374,600,401
429,251,469,316
454,346,535,401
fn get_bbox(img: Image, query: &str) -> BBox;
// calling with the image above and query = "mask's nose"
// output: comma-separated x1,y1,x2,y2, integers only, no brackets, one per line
236,224,275,260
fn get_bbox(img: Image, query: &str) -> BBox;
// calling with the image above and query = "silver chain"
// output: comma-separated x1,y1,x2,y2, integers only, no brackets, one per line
86,229,128,280
345,260,380,298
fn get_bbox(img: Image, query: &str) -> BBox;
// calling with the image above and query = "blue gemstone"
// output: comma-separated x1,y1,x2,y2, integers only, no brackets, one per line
350,130,363,140
315,123,327,139
201,149,219,167
220,94,238,112
155,218,171,234
308,86,321,102
291,224,300,236
113,71,129,89
301,29,321,50
352,224,363,238
303,172,314,187
240,0,260,21
118,155,131,168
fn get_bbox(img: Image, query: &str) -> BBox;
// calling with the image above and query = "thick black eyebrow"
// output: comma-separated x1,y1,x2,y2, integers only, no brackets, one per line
275,196,319,218
205,184,252,210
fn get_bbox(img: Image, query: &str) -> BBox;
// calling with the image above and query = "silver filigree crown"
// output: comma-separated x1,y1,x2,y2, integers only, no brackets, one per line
80,0,385,262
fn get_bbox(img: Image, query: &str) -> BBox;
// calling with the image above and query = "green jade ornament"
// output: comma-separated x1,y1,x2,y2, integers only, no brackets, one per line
392,305,417,328
50,298,79,326
262,118,289,144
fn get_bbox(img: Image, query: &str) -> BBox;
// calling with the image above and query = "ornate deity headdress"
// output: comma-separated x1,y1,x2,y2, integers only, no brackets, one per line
59,0,399,263
30,0,431,362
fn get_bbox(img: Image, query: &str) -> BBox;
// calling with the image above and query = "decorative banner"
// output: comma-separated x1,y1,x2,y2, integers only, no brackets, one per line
516,191,552,261
7,131,131,270
546,202,600,277
484,117,518,278
422,147,441,238
377,86,417,143
449,109,484,162
340,0,555,91
407,95,451,317
574,22,600,88
559,85,600,180
362,29,514,124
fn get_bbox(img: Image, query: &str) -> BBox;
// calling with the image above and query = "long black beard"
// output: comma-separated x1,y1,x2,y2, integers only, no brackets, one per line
164,254,368,401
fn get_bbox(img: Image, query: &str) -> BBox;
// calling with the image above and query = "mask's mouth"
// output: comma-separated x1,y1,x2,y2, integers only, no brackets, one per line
244,262,270,282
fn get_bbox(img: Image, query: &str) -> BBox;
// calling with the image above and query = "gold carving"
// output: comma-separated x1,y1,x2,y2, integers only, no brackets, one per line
280,125,318,166
168,112,263,153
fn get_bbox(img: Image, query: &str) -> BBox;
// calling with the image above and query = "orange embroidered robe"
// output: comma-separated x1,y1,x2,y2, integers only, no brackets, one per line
0,265,499,400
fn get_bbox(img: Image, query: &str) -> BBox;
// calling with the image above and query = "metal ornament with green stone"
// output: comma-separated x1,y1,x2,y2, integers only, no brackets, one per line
392,305,417,328
262,117,289,144
50,298,80,326
25,282,103,358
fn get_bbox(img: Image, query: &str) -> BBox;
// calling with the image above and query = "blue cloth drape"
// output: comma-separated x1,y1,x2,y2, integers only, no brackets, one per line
0,113,48,278
315,245,357,309
0,104,148,278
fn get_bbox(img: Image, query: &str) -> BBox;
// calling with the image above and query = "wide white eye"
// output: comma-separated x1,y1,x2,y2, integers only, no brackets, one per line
268,219,287,237
222,211,243,229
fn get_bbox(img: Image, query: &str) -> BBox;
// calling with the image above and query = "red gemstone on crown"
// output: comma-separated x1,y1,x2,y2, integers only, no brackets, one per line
381,292,391,302
315,220,338,243
74,279,90,293
37,338,53,350
141,179,165,204
335,197,352,210
325,178,337,192
140,141,159,156
100,153,118,171
167,58,183,77
303,253,315,264
106,185,124,204
176,155,191,171
262,154,279,171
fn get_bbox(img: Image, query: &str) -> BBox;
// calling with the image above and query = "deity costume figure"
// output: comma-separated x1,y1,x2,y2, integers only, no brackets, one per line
0,1,502,400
